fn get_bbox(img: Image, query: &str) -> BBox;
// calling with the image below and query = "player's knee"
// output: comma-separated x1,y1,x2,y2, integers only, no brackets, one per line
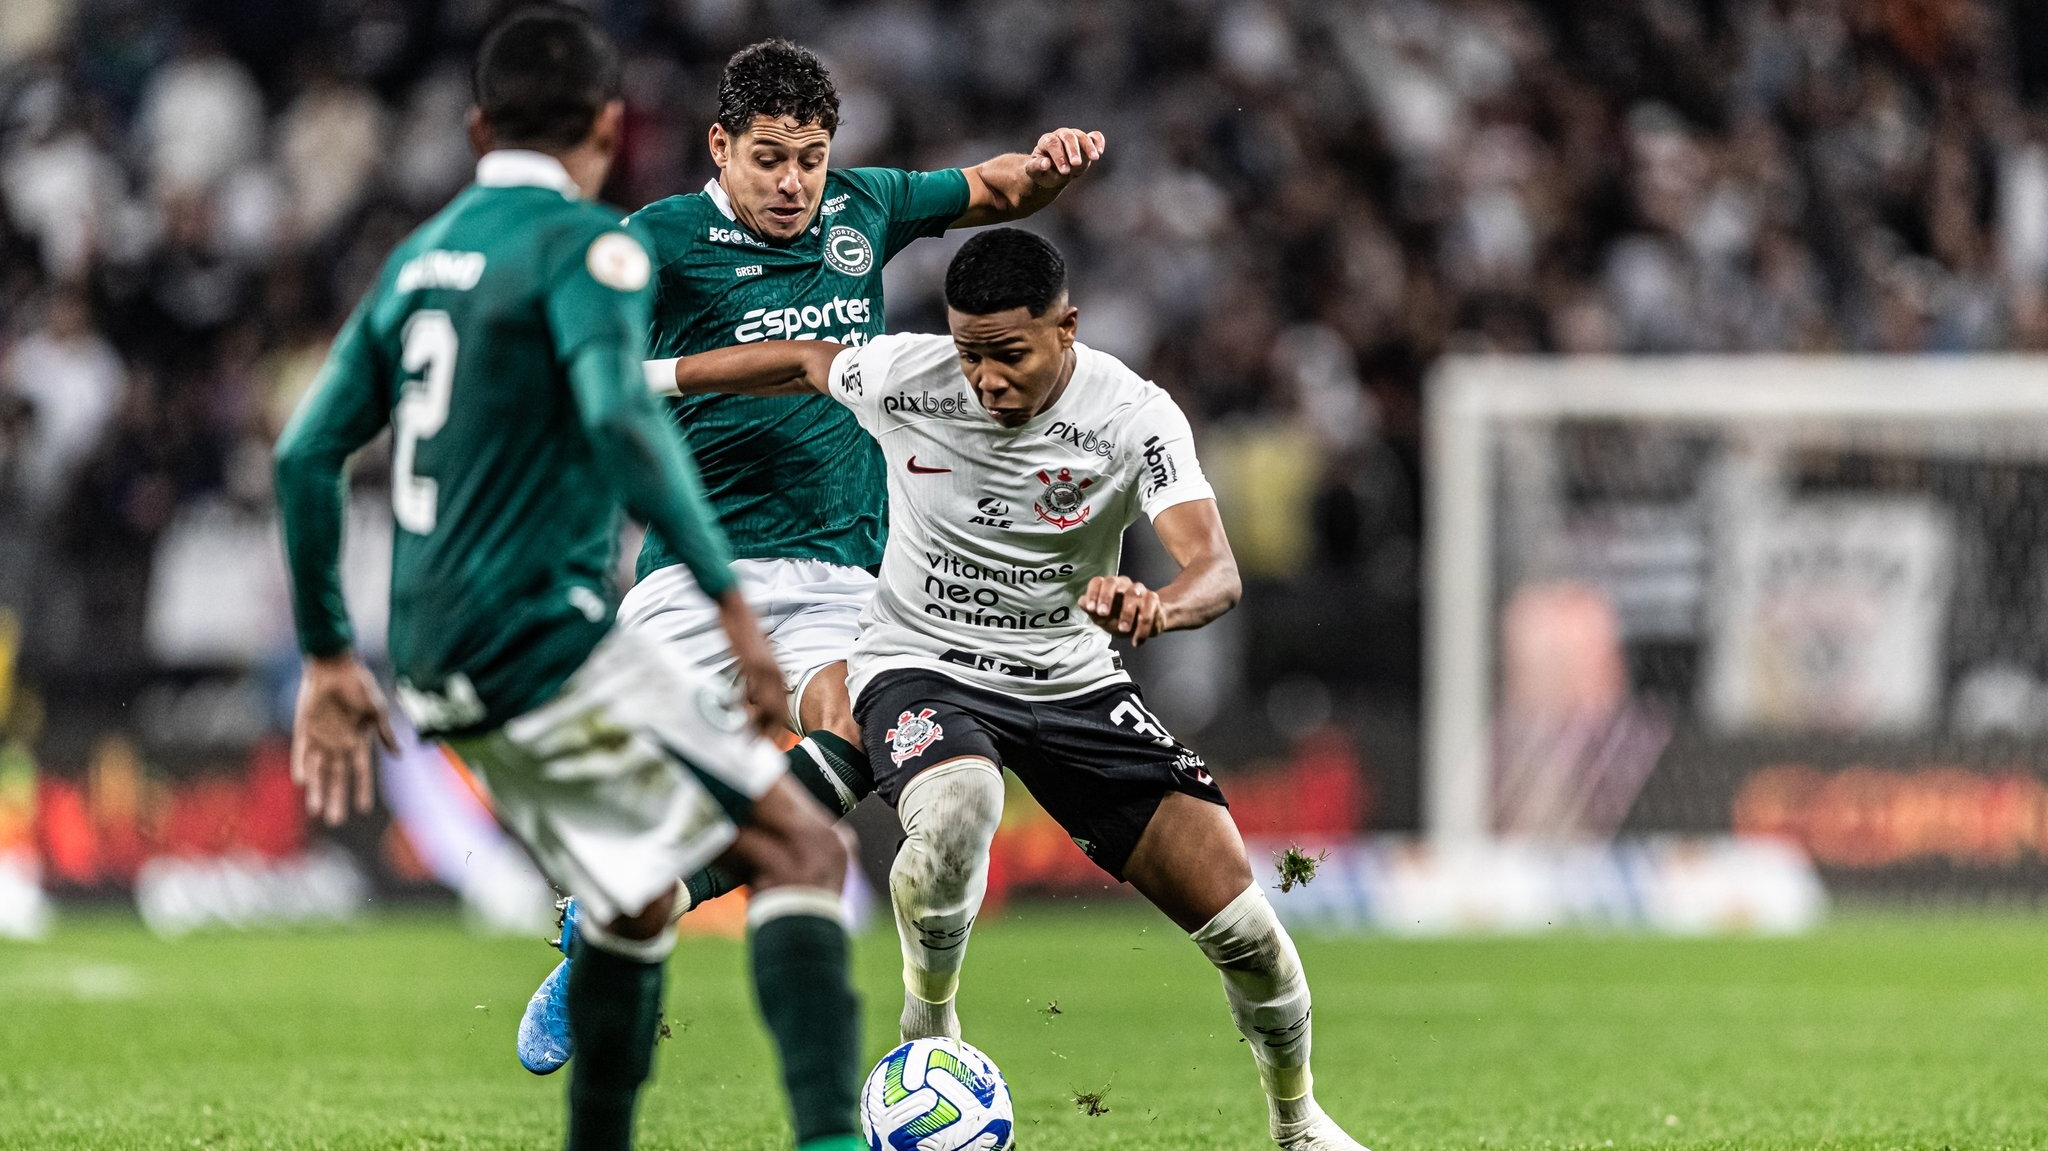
1192,884,1300,979
894,757,1003,892
605,889,677,944
747,780,847,892
816,712,861,746
777,818,849,892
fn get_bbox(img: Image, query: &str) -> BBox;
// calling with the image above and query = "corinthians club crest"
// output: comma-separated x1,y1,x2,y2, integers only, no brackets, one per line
1033,467,1095,530
887,708,944,764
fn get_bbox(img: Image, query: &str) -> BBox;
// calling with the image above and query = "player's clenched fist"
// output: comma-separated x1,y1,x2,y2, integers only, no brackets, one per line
1082,574,1163,646
1026,128,1106,186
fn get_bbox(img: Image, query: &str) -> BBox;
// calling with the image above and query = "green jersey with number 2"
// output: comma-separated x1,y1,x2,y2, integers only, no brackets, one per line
630,166,969,578
275,154,738,737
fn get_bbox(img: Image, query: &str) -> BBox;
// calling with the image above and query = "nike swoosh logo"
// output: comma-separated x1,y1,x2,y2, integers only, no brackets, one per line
906,456,951,474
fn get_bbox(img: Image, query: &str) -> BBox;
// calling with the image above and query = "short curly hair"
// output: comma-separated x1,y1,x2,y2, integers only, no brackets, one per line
945,229,1069,317
717,39,839,136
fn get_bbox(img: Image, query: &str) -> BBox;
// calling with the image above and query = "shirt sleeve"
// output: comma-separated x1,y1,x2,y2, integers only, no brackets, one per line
1130,390,1217,521
274,295,391,658
822,333,905,434
841,167,971,260
547,223,738,600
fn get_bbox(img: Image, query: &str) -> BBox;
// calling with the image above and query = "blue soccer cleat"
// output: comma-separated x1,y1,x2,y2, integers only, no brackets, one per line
516,897,579,1075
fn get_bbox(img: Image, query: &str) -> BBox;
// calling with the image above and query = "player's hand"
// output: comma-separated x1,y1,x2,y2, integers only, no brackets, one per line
1082,574,1164,646
716,593,786,742
1027,128,1106,188
291,654,397,827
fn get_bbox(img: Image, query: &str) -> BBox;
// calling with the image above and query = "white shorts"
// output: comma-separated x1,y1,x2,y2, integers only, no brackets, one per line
447,627,785,926
619,557,876,731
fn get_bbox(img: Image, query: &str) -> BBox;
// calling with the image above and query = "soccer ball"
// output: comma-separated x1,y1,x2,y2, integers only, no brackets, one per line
859,1037,1015,1151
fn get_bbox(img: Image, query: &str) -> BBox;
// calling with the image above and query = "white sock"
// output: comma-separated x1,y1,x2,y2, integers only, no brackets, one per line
1191,883,1318,1133
888,756,1003,1040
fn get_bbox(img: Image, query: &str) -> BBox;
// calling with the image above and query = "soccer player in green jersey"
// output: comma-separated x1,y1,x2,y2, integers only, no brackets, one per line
274,10,864,1150
518,38,1107,1073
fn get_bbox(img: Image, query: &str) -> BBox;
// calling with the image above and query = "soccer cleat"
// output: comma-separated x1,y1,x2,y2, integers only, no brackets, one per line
515,897,580,1075
1274,1102,1371,1151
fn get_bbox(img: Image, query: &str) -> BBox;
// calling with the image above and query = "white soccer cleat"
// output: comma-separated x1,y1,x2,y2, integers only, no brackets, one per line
1274,1103,1372,1151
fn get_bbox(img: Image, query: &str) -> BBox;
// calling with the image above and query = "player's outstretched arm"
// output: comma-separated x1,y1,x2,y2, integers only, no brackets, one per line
649,340,845,397
1081,498,1241,647
952,127,1107,228
274,300,399,824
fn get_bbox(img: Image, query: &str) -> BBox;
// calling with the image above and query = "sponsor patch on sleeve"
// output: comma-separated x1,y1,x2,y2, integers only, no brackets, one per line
586,231,651,291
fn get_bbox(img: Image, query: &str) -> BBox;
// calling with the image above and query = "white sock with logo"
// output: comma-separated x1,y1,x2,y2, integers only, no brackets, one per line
1191,883,1325,1139
889,756,1004,1041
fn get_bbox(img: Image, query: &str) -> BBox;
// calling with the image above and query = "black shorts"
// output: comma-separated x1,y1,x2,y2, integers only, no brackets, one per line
854,669,1227,881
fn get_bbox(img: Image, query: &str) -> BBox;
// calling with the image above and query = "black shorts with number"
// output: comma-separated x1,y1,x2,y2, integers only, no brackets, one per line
854,669,1227,881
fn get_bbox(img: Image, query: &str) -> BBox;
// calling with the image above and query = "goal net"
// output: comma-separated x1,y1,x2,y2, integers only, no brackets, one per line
1426,356,2048,900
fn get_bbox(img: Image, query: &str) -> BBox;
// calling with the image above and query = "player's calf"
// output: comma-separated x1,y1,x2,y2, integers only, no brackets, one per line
663,729,873,915
519,729,874,1078
1126,793,1369,1150
563,894,677,1151
718,778,864,1149
888,755,1004,1042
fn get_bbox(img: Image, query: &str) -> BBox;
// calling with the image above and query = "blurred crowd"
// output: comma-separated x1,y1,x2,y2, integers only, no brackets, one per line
2,0,2046,678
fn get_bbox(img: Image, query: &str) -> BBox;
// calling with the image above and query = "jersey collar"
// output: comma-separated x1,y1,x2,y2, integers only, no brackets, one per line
476,150,579,198
704,177,738,220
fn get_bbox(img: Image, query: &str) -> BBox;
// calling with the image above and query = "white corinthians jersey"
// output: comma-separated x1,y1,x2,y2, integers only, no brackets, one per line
826,332,1216,700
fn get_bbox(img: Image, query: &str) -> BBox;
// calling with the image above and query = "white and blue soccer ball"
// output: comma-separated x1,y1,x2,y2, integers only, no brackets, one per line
860,1037,1015,1151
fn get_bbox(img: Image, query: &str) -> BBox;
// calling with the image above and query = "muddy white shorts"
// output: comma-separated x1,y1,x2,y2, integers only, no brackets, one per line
446,627,785,925
618,557,876,729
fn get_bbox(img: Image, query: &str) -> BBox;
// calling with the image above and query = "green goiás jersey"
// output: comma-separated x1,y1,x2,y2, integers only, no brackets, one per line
629,166,970,578
275,151,738,738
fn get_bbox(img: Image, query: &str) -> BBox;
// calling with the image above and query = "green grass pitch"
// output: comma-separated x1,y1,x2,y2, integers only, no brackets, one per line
3,904,2046,1149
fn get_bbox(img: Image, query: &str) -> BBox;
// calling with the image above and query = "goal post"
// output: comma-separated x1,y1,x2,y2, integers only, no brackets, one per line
1425,356,2048,886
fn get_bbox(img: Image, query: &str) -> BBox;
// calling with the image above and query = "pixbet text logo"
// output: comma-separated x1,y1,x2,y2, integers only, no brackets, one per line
1046,421,1114,458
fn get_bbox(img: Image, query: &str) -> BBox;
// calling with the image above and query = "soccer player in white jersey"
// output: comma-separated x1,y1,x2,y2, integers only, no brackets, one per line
649,229,1370,1151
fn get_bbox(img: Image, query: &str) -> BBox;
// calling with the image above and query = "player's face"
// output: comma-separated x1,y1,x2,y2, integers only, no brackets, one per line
948,302,1080,428
710,114,832,243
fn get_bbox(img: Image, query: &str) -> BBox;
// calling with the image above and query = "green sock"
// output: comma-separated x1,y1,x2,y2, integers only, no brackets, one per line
677,734,874,914
681,863,740,910
564,939,665,1151
787,731,874,817
750,901,862,1145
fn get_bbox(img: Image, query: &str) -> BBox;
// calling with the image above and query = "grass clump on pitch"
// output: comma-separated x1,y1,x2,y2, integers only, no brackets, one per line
3,907,2047,1149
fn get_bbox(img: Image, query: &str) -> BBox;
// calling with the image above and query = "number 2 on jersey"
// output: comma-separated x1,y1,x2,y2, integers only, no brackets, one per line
393,310,456,534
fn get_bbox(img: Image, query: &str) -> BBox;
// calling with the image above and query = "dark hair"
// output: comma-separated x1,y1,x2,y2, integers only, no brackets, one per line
945,229,1069,316
717,39,840,136
473,5,622,151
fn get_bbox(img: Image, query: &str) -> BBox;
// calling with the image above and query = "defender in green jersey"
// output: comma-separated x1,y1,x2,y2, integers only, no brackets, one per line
626,40,1103,747
274,11,864,1150
518,37,1107,1075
